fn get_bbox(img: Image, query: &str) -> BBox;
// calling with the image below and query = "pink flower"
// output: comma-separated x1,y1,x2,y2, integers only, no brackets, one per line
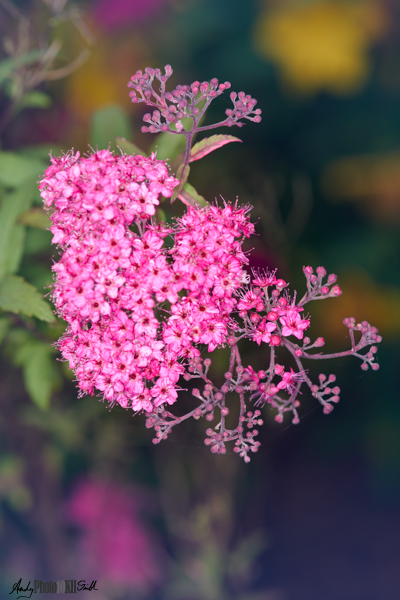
277,368,307,394
151,377,178,406
40,150,255,411
279,310,310,340
252,319,277,345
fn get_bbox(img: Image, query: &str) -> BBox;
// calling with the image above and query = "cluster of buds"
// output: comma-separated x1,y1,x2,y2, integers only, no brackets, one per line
145,266,381,461
127,65,261,134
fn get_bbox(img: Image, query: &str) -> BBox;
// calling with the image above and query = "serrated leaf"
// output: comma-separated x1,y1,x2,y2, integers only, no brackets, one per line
150,132,186,161
171,164,190,203
178,182,208,207
19,90,52,110
0,182,37,280
0,152,45,187
90,105,131,150
6,225,25,275
115,137,146,156
189,134,242,163
18,208,50,230
23,344,59,410
0,275,55,322
0,51,42,86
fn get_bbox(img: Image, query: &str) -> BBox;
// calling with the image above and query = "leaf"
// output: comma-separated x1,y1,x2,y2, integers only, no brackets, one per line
0,317,10,345
0,275,55,322
0,152,45,187
23,344,60,410
19,90,52,110
20,145,63,160
18,208,51,230
178,182,208,207
150,132,186,161
115,137,146,156
0,51,42,86
0,182,37,280
6,225,25,275
171,164,190,203
90,105,132,150
189,134,242,163
169,115,194,132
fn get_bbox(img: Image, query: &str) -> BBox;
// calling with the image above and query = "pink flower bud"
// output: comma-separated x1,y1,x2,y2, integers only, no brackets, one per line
331,285,342,296
270,335,281,346
303,266,313,277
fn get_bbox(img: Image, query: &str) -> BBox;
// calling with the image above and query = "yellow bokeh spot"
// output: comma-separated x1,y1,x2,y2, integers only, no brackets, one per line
63,18,151,118
322,152,400,222
311,270,400,342
254,0,388,95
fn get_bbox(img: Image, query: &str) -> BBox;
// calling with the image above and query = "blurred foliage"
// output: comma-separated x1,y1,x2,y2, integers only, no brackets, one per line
0,0,400,598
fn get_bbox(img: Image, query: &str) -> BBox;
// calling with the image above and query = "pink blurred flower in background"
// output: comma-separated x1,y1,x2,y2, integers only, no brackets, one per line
66,478,161,588
91,0,169,32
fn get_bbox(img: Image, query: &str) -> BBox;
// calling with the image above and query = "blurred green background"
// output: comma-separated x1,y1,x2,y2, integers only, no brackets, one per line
0,0,399,598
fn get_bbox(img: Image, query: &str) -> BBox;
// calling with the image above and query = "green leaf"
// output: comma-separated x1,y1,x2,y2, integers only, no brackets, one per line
19,91,52,110
0,317,10,345
23,344,59,410
171,163,190,203
20,145,63,160
178,182,208,207
189,134,242,163
90,105,132,150
0,182,37,280
18,208,50,230
169,115,194,132
0,152,45,187
0,51,42,86
150,132,186,161
6,225,25,275
115,137,146,156
0,275,55,322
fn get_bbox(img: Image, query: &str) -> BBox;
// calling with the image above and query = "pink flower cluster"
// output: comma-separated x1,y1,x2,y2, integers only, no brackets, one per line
39,149,254,412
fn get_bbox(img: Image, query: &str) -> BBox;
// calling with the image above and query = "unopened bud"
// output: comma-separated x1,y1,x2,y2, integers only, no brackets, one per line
303,266,313,277
327,273,337,284
270,335,281,346
331,285,342,296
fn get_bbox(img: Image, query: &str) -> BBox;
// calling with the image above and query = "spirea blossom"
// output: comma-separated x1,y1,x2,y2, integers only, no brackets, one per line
39,58,381,462
40,149,254,413
39,148,381,462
